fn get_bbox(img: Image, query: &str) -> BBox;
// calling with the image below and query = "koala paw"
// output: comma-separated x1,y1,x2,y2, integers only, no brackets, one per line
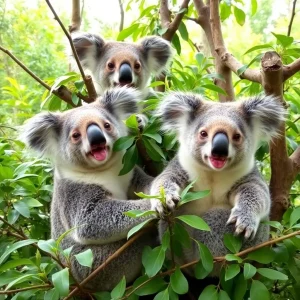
150,193,180,217
136,114,148,132
226,207,260,240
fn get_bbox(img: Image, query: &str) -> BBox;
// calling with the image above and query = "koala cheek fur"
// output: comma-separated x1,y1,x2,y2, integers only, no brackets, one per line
22,87,156,291
151,92,285,276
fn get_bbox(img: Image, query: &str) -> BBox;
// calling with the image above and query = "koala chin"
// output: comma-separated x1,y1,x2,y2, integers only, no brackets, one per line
22,87,155,291
151,92,285,275
69,32,173,99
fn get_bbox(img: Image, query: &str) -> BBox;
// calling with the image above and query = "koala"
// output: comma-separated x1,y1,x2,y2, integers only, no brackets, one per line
70,32,172,99
22,87,156,291
150,92,285,271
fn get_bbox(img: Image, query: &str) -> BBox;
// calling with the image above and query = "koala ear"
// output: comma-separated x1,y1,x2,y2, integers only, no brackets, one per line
70,32,105,68
21,113,61,157
100,87,141,120
140,36,173,75
241,95,286,140
157,92,203,132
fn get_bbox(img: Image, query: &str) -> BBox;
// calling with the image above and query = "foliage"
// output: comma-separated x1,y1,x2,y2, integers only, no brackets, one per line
0,0,299,299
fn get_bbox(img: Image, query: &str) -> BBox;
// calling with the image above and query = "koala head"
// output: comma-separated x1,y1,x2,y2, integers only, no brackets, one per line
157,93,285,172
22,87,140,170
69,32,172,98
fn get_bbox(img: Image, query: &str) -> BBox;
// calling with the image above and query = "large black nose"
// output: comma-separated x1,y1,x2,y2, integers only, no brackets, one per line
211,132,229,157
87,124,106,146
119,63,132,84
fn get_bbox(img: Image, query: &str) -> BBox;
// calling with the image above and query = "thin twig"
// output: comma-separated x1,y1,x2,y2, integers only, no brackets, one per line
64,227,153,300
45,0,97,101
287,0,297,36
118,0,124,32
0,216,27,238
0,284,52,295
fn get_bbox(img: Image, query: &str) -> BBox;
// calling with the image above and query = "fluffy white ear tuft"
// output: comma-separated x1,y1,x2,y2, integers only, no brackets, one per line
156,92,203,132
242,95,286,141
21,112,61,157
100,87,142,120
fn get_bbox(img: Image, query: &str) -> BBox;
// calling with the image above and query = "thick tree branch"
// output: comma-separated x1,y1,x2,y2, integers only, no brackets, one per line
291,146,300,177
69,0,81,33
287,0,297,36
283,58,300,81
45,0,97,101
118,0,124,32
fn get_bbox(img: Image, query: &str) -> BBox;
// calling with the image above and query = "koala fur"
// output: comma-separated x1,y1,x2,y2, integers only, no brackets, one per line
22,87,155,291
70,32,172,99
150,93,285,273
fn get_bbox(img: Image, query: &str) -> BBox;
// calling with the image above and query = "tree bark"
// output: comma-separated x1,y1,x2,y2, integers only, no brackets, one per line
69,0,82,33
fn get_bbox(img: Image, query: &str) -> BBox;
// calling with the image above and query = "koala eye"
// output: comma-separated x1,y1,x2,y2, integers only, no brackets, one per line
134,62,141,70
107,62,115,70
104,122,111,130
72,132,81,140
200,130,208,138
233,133,241,141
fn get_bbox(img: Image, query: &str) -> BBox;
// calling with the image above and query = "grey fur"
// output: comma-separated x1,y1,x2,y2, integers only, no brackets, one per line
151,92,285,275
22,87,155,291
69,32,173,99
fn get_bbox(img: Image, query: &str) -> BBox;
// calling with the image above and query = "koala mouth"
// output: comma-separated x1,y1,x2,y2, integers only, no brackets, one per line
209,156,227,169
90,144,108,161
114,82,135,88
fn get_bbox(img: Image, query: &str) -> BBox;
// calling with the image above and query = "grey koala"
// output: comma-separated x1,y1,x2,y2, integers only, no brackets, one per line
70,32,173,99
150,92,285,272
22,87,155,291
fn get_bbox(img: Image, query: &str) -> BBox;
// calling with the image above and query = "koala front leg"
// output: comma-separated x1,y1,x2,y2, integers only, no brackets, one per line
227,172,270,239
150,157,189,215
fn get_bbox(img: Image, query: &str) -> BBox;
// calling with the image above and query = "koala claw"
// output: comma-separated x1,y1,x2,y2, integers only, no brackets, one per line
227,207,259,240
150,193,179,217
136,114,148,132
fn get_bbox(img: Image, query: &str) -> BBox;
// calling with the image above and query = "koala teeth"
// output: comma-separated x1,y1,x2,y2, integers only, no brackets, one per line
209,156,227,169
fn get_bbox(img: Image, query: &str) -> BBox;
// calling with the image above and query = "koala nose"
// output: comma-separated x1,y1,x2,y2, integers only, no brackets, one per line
87,124,106,146
119,63,133,84
211,132,229,157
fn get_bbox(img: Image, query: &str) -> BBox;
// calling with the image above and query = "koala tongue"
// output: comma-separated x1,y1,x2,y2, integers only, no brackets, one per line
91,147,107,161
210,157,227,169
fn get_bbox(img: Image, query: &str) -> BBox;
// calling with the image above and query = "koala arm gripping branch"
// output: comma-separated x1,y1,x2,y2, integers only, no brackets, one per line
55,179,153,245
150,157,189,215
227,168,271,240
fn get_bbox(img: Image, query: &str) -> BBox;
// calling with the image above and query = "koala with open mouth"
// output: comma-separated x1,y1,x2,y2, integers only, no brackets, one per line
150,92,285,273
22,87,155,291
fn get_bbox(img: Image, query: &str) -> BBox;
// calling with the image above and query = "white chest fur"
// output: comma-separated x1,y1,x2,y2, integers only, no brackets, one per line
55,161,133,200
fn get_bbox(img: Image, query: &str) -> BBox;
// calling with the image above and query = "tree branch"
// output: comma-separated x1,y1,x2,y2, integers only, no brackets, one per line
118,0,124,32
290,146,300,177
69,0,81,33
283,58,300,81
45,0,97,101
287,0,297,36
0,284,52,295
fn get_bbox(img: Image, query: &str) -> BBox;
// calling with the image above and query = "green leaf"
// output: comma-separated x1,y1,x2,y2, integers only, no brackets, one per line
243,44,273,55
0,258,34,272
142,132,162,144
170,266,188,294
133,275,167,296
74,249,93,268
119,144,138,175
0,239,37,265
176,215,210,231
251,0,257,15
124,209,155,218
44,289,60,300
127,219,153,239
202,84,227,95
142,245,165,277
180,179,197,199
197,242,213,273
178,22,188,41
52,268,69,297
180,190,210,205
219,289,230,300
247,247,275,264
220,2,231,21
71,93,80,106
125,114,139,131
5,274,42,290
154,288,169,300
250,280,270,300
195,261,211,279
237,65,248,76
172,32,181,55
63,246,73,259
113,136,135,152
225,264,240,281
37,239,57,255
199,285,218,300
173,222,191,249
257,268,288,281
290,207,300,226
13,201,30,218
7,209,19,224
272,32,294,48
143,137,166,161
161,230,170,251
135,191,158,199
225,254,242,263
233,274,247,300
117,24,139,41
243,263,257,279
223,234,242,253
233,6,246,26
111,276,126,299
